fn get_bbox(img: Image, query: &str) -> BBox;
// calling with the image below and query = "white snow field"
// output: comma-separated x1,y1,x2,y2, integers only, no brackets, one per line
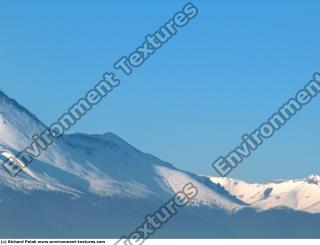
210,175,320,213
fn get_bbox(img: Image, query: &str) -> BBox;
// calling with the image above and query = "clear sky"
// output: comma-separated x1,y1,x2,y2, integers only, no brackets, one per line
0,0,319,182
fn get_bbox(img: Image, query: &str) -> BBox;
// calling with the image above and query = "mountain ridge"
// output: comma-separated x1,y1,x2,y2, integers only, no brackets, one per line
210,174,320,213
0,89,320,238
0,89,245,212
0,88,319,213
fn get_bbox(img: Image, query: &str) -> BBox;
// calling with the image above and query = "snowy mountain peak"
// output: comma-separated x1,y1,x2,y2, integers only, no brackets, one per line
0,91,245,212
0,90,47,153
306,174,320,185
0,89,319,216
210,175,320,213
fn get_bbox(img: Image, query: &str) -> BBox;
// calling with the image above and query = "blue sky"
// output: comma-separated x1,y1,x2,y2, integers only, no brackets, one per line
1,0,320,182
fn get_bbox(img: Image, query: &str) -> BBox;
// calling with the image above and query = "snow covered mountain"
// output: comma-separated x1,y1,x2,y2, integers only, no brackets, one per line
0,89,243,210
0,89,320,238
210,175,320,213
